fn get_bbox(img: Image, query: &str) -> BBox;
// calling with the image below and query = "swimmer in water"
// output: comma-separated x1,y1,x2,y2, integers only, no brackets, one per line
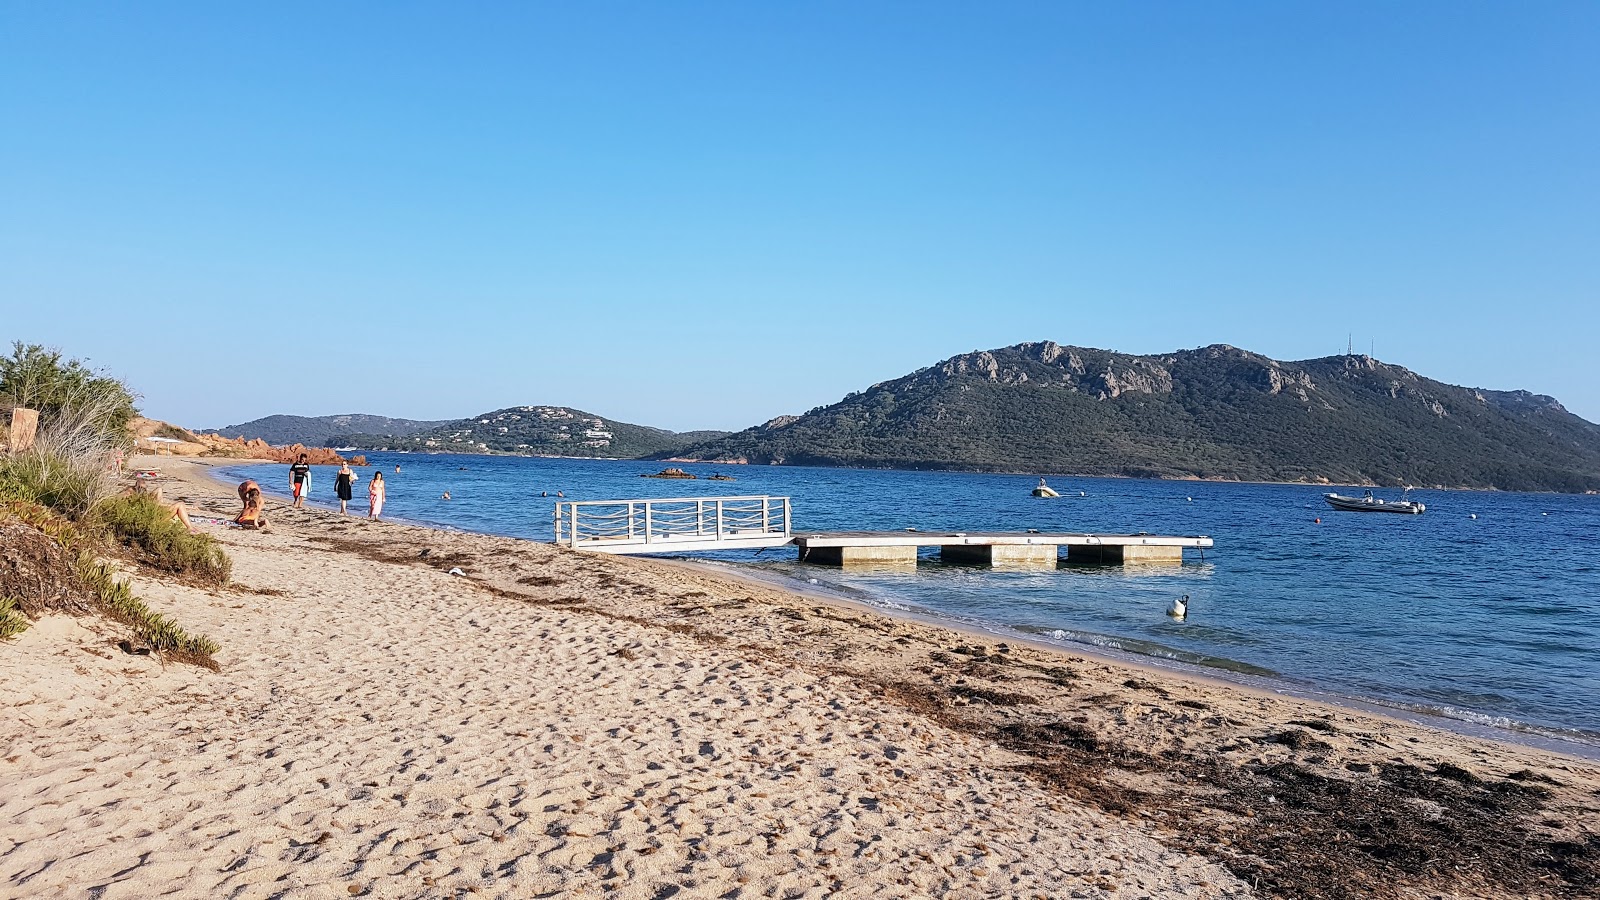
441,491,451,500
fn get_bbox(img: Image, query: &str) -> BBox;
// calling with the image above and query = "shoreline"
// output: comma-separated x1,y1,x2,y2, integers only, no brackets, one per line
5,455,1596,898
667,556,1600,762
209,456,1600,760
262,447,1600,494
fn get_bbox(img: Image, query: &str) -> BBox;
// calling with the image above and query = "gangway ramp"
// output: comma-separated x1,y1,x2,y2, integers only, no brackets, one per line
553,495,792,554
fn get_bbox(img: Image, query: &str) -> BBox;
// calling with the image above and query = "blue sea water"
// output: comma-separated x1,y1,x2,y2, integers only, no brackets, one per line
218,453,1600,745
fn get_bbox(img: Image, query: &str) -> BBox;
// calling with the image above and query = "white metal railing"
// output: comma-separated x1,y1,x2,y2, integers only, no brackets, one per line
553,495,793,553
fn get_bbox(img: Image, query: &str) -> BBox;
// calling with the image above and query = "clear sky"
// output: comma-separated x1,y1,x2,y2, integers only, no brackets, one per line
3,2,1597,431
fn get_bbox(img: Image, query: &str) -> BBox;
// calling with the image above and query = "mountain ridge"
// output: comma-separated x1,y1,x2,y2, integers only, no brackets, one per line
665,341,1600,492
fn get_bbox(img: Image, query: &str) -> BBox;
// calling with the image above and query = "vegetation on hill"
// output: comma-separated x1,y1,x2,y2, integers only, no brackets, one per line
669,342,1600,492
338,406,729,459
204,413,448,446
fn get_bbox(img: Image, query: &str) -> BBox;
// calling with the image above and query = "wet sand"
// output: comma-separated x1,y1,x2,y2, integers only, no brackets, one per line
2,457,1596,899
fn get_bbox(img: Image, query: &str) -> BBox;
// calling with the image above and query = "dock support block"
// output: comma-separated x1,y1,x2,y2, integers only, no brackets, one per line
940,544,1059,568
801,545,919,568
1066,544,1185,565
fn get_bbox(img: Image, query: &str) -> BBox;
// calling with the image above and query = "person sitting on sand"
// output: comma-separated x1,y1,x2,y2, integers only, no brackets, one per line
121,482,198,534
167,499,200,534
236,480,269,530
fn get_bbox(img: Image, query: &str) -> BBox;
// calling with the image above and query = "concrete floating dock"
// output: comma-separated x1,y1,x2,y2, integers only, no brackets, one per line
793,532,1212,568
552,496,1211,569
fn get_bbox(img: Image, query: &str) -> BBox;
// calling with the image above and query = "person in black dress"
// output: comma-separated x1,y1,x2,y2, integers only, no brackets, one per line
334,462,358,515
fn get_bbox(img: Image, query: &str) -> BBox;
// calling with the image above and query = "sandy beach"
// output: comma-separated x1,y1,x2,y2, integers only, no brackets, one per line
2,457,1596,899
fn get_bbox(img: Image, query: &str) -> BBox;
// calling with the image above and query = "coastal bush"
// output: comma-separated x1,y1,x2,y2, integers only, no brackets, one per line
77,557,221,666
0,597,28,639
0,342,139,442
95,493,232,585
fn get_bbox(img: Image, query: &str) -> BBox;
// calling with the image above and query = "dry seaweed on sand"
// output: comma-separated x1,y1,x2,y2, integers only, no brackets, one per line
866,674,1599,900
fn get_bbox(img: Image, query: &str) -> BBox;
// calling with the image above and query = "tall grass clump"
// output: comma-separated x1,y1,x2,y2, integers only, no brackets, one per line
95,493,232,585
0,443,112,517
77,558,221,667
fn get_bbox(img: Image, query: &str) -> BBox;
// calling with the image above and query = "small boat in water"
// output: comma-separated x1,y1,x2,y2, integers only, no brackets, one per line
642,467,697,479
1324,490,1425,514
1031,477,1061,498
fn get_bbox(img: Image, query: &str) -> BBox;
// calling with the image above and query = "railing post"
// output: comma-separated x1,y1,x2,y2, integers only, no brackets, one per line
697,499,705,536
643,501,653,544
569,503,579,548
628,502,636,540
782,497,791,537
716,500,725,541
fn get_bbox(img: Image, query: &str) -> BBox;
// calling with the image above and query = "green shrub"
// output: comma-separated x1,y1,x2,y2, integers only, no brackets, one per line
95,493,232,585
76,558,220,665
0,597,28,640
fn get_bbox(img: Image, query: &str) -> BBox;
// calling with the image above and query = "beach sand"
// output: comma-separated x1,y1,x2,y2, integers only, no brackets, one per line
2,457,1595,899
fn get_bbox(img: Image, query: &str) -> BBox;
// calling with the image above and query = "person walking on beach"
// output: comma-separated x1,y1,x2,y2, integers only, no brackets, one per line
334,462,359,515
368,471,386,520
289,454,311,508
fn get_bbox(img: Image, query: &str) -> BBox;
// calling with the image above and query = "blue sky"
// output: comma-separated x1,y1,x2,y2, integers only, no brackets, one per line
2,2,1596,431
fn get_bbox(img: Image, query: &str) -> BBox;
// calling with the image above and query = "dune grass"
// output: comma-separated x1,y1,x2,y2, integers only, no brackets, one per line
0,446,110,518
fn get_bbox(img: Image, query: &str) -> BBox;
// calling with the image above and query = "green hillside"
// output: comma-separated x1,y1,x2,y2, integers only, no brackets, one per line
341,406,726,459
667,342,1600,492
204,413,448,446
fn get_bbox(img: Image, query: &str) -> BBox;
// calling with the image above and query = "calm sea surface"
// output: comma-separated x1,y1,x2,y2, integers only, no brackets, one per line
219,453,1600,746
